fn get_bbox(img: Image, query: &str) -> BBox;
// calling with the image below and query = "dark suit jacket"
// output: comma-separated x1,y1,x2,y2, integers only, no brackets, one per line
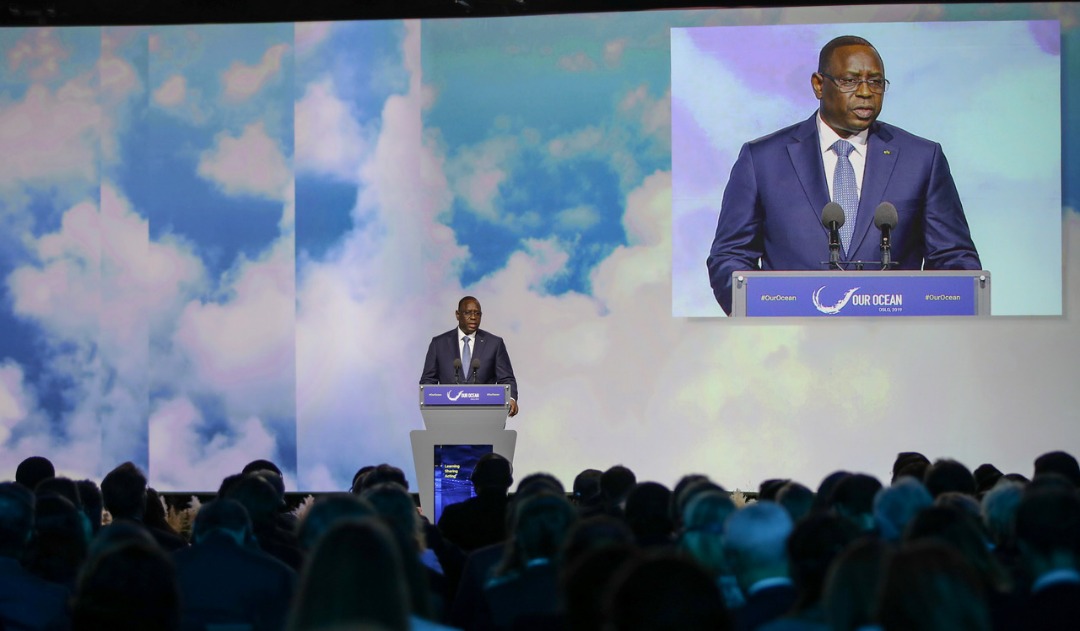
735,583,797,631
173,533,297,631
0,556,69,631
708,113,981,314
421,328,518,400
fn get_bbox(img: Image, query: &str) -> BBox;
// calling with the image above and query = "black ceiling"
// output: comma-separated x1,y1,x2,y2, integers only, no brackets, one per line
0,0,986,27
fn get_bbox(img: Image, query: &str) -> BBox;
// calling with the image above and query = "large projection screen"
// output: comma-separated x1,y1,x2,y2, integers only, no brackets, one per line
0,3,1076,493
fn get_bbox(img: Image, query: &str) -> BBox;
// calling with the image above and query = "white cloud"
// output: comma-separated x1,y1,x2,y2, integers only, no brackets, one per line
0,361,31,445
445,136,519,222
295,77,366,180
222,43,289,102
547,126,603,159
7,28,68,82
558,51,597,72
556,204,600,232
149,396,282,491
604,38,628,67
296,22,334,57
0,82,100,187
153,75,187,107
197,121,291,200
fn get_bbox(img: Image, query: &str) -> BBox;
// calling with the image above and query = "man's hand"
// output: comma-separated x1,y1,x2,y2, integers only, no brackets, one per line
509,399,519,417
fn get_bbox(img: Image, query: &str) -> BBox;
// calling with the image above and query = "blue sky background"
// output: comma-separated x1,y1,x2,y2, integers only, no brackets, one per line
1,4,1079,493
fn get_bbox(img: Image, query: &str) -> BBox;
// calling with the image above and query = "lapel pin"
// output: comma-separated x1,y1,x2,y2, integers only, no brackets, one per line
883,150,892,155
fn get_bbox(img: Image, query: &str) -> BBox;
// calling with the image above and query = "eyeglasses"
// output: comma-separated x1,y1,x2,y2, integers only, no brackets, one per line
819,73,890,94
459,310,482,318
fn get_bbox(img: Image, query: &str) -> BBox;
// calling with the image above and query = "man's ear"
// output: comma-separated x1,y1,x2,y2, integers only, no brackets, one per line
811,73,824,100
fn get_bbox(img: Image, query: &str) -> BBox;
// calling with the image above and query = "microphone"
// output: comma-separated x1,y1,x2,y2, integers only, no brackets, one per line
874,202,898,270
453,358,462,384
821,202,845,270
470,358,480,383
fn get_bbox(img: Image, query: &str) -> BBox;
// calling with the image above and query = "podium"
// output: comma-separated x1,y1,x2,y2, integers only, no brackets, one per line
731,270,990,317
410,384,517,519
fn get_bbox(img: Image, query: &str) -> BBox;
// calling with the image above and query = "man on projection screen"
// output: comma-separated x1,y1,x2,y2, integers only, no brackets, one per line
706,35,981,315
420,296,519,417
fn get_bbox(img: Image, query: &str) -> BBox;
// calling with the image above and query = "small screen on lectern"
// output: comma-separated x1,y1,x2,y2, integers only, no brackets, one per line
433,444,494,524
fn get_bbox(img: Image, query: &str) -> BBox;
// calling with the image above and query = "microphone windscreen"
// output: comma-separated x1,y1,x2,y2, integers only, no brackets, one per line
821,202,845,227
471,358,480,370
453,358,462,369
874,202,899,229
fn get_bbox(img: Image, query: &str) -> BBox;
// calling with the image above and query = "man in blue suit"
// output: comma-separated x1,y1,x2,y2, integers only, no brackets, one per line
707,35,981,315
421,295,519,416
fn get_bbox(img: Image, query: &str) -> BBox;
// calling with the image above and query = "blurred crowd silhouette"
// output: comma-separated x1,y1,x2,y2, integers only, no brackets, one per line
2,449,1079,631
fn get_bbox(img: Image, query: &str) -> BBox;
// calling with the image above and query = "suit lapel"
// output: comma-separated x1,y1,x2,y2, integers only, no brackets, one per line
849,124,898,255
787,115,831,235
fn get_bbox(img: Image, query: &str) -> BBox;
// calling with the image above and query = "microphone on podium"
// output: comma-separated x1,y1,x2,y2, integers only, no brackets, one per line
874,202,898,270
821,202,846,270
470,358,480,383
453,358,462,384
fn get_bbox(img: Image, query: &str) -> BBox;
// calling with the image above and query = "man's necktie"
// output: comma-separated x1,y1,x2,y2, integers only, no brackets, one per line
831,139,859,253
461,336,471,382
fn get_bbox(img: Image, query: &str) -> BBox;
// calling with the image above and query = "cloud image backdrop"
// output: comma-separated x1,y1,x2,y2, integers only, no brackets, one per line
0,4,1078,493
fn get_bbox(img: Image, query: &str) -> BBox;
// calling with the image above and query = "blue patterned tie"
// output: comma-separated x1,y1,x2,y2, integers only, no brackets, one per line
831,140,859,253
461,336,471,382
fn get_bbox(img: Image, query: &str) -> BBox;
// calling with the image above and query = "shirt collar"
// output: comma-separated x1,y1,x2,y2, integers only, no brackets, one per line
459,327,476,341
1032,568,1080,593
747,575,794,595
817,111,869,156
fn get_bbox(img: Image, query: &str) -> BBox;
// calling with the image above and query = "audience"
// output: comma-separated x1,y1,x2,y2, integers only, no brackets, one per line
2,449,1078,631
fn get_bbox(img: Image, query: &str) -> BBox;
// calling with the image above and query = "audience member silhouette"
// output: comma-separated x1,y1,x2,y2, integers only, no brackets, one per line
24,492,88,589
1032,451,1080,488
724,501,796,631
872,476,932,543
679,489,742,610
571,468,602,507
288,518,411,631
173,498,297,631
438,453,513,552
71,538,181,631
296,493,376,551
890,452,930,484
623,481,674,548
101,461,187,551
15,456,55,491
829,473,881,533
227,472,303,570
876,540,991,631
775,482,814,525
75,479,103,535
0,481,70,631
588,465,636,518
1013,488,1080,630
562,543,640,631
821,538,890,631
605,553,731,631
923,458,977,498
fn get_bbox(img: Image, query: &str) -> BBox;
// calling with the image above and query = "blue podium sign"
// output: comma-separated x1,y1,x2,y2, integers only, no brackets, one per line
732,271,990,317
421,385,508,406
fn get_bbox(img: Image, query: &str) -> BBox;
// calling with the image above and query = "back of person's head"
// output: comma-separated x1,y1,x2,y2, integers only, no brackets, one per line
76,479,104,534
89,521,158,561
226,473,279,526
670,474,718,523
217,473,245,498
1033,450,1080,488
72,539,180,631
192,499,251,544
101,461,148,520
253,470,287,506
776,481,815,524
873,477,933,542
358,483,430,620
35,476,83,509
980,479,1024,547
904,505,1007,592
624,482,673,545
242,459,283,478
812,471,851,514
470,453,513,495
935,491,983,522
560,514,635,569
973,463,1004,496
572,468,602,505
680,490,736,577
289,518,410,631
502,491,577,573
830,474,882,530
923,459,976,498
0,481,34,557
600,465,636,504
786,513,857,613
350,465,376,492
823,538,891,631
724,501,793,588
877,541,990,631
15,456,55,491
356,464,408,493
757,478,790,502
562,544,641,631
891,452,930,484
297,493,376,551
516,471,565,496
144,488,177,534
1014,488,1080,561
605,554,731,631
28,493,90,581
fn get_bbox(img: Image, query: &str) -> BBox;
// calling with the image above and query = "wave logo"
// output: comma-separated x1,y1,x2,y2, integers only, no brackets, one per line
812,286,860,315
447,390,479,402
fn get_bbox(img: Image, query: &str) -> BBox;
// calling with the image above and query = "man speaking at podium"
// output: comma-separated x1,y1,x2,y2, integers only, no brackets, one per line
420,296,519,417
706,35,981,315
